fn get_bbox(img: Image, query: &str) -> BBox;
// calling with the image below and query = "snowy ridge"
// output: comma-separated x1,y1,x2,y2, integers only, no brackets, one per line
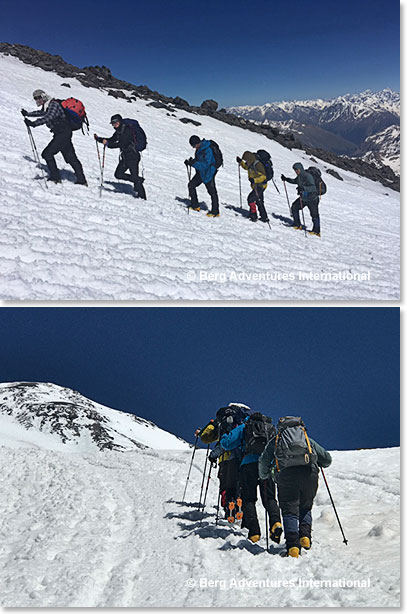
0,54,400,300
0,420,400,606
0,382,189,452
228,89,400,175
228,89,400,122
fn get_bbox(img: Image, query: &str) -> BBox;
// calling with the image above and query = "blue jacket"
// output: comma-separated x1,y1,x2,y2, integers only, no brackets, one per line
191,139,216,184
220,421,259,466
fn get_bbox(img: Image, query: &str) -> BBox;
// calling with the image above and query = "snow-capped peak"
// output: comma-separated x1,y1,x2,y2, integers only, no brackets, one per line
0,382,189,453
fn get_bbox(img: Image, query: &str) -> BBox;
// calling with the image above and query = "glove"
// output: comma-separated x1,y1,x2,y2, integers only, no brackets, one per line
21,109,28,117
236,156,242,163
184,159,190,167
24,119,34,127
281,174,287,181
208,452,218,466
296,187,302,195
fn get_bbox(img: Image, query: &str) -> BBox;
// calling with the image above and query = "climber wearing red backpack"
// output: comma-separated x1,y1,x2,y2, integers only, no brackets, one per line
21,89,87,185
94,114,147,200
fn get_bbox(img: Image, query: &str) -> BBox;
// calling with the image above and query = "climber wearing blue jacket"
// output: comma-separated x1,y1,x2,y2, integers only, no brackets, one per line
184,135,220,217
220,413,282,545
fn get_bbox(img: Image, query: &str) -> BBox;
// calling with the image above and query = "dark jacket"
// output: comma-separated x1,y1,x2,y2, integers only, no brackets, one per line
285,163,318,203
97,123,137,157
258,435,332,480
27,99,69,133
191,139,216,184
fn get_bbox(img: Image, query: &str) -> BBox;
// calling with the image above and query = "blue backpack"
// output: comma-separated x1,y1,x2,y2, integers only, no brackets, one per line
122,118,147,151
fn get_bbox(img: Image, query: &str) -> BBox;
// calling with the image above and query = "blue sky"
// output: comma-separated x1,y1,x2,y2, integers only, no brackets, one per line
0,308,399,451
0,0,399,106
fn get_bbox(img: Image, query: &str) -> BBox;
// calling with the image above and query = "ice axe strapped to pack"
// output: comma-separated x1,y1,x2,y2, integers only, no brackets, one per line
274,416,317,472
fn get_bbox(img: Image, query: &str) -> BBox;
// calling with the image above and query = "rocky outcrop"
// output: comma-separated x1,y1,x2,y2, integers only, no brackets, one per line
201,99,218,111
326,169,344,181
0,42,399,192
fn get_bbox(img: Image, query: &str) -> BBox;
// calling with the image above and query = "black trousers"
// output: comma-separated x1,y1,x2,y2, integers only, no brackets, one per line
115,152,146,199
247,185,268,221
277,466,319,549
291,197,320,232
188,171,219,214
240,462,281,538
218,458,240,509
42,124,86,182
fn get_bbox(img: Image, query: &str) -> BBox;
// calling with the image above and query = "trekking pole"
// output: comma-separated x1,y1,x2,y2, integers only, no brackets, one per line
182,434,199,502
96,140,103,197
299,196,307,237
215,490,221,525
100,144,106,197
200,461,214,520
283,180,291,217
265,512,269,552
25,123,48,189
271,178,280,194
321,468,348,545
238,163,243,209
198,445,210,509
186,165,192,214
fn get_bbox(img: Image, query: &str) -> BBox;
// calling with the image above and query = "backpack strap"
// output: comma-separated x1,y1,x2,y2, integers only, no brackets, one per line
274,432,280,472
302,427,313,454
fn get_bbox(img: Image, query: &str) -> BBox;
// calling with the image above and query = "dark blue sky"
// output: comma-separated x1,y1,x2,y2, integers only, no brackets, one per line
0,308,399,451
0,0,399,106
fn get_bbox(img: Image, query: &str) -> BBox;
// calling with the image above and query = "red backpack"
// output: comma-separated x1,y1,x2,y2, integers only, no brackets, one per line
60,98,89,133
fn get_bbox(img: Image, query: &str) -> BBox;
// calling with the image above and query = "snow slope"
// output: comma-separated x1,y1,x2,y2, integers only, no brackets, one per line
0,55,400,300
0,382,188,452
0,415,399,607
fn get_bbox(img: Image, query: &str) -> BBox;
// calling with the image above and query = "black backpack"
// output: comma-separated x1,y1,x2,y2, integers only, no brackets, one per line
307,167,327,196
244,412,275,455
122,118,147,151
274,416,318,472
216,404,250,436
256,150,274,181
209,140,223,169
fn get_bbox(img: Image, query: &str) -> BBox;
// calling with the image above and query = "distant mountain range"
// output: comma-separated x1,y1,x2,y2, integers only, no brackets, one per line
228,90,400,175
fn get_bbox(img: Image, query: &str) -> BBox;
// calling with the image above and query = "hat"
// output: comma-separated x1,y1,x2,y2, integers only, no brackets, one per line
32,89,48,100
292,162,304,172
189,135,201,147
110,114,123,124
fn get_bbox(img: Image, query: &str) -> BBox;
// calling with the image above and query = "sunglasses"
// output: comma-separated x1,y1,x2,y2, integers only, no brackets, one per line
33,96,43,101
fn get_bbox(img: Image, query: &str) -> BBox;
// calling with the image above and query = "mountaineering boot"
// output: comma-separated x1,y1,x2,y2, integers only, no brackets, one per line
293,225,304,231
300,536,311,550
248,534,261,543
288,547,300,558
47,177,61,184
189,206,200,212
260,217,270,223
206,212,220,218
270,522,283,544
309,231,321,237
75,179,88,186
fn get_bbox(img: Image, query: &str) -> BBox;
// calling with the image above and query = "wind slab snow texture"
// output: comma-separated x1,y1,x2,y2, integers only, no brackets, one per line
0,54,400,300
0,433,400,607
